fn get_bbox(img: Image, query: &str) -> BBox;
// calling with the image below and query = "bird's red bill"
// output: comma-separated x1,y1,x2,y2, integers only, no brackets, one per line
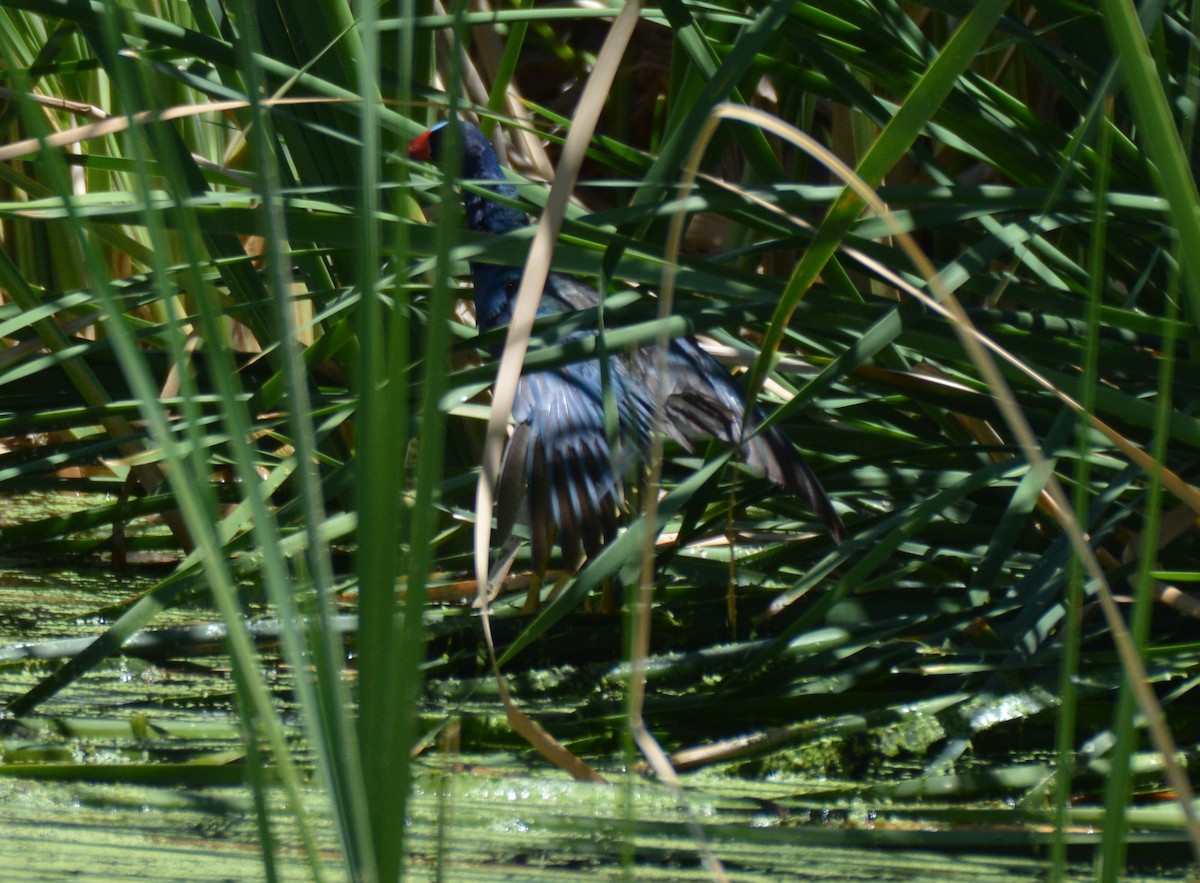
409,129,433,161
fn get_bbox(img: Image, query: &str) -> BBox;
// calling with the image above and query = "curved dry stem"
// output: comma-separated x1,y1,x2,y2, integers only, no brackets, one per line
468,0,633,791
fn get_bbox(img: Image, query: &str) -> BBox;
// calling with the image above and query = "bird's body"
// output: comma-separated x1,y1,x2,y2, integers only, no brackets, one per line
410,121,846,577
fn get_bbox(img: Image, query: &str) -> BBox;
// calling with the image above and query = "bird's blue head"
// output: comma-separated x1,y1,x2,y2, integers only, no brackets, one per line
409,120,528,234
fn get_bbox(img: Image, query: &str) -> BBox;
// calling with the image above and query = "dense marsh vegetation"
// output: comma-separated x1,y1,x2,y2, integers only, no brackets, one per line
0,1,1198,879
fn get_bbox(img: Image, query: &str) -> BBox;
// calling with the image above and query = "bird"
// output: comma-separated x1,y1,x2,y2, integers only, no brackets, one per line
410,120,846,600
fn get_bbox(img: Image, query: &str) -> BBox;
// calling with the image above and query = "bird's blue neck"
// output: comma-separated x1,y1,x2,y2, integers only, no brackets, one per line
458,128,528,234
470,261,518,333
462,186,527,235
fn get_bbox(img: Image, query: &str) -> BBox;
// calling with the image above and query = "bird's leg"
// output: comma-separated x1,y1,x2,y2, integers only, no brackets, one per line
522,571,544,614
597,578,619,615
522,527,554,614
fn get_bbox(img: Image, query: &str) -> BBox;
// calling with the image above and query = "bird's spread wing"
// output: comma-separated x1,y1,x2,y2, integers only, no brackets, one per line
494,273,845,565
499,359,648,570
648,338,848,543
